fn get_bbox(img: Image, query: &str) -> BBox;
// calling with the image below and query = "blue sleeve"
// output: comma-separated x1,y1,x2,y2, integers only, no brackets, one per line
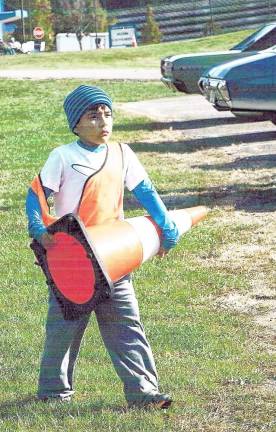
132,178,180,250
25,186,53,241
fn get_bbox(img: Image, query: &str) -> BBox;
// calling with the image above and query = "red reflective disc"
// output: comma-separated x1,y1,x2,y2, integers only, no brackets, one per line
46,232,95,304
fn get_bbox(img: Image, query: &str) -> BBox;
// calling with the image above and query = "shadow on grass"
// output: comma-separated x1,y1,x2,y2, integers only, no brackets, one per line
0,206,12,212
159,116,267,130
131,130,276,154
114,114,269,134
125,181,276,213
192,154,276,171
0,396,127,420
113,122,158,133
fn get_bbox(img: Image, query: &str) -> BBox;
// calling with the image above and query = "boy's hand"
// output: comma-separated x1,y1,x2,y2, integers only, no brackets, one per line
39,233,56,249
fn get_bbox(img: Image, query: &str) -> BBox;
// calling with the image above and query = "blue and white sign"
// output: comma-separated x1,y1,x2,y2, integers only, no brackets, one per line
109,23,136,48
0,0,28,40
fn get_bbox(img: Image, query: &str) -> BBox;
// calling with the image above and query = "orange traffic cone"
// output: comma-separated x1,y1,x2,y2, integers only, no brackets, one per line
131,34,137,47
31,206,208,320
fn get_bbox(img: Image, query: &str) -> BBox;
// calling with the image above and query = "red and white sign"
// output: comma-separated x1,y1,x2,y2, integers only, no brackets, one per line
33,27,45,40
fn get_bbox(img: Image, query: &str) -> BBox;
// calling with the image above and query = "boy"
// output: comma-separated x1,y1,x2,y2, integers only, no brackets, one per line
26,85,179,408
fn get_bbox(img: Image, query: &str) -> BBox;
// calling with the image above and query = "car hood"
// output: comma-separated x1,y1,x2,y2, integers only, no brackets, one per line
163,50,239,62
204,51,276,79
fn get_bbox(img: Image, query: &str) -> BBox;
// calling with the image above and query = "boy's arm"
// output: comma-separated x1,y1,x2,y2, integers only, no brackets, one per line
132,178,180,251
25,186,53,242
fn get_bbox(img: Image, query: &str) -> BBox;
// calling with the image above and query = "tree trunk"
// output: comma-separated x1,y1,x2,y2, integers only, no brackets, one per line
76,30,83,51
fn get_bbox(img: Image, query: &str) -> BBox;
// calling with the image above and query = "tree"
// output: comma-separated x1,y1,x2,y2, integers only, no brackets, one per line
31,0,54,45
52,0,109,50
140,5,162,45
5,0,53,46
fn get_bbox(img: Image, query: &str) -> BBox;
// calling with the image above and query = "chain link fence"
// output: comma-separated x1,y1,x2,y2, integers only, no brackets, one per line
107,0,276,42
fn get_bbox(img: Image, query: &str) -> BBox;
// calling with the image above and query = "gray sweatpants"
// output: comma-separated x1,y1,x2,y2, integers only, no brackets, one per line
38,275,159,404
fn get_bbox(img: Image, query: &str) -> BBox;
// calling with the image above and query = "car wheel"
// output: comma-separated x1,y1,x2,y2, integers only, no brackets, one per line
174,82,188,93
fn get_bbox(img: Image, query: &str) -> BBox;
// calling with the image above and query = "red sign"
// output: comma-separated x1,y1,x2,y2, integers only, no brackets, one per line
33,27,45,40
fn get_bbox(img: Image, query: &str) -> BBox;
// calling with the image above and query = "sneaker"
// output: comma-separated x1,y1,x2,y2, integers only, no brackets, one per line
128,392,173,409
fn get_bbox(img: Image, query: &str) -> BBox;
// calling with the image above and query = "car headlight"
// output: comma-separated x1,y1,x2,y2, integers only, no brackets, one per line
163,61,173,73
199,78,221,93
217,80,230,102
198,77,231,107
198,77,209,93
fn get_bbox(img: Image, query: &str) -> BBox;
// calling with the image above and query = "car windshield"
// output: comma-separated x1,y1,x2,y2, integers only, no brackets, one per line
263,44,276,52
231,23,276,51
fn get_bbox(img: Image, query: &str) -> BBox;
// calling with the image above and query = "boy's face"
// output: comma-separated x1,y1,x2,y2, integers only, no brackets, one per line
74,104,112,146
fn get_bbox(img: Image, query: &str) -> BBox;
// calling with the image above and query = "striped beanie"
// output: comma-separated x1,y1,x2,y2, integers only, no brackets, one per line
63,85,113,131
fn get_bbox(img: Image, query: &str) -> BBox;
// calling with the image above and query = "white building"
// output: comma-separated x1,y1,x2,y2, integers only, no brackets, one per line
56,33,109,52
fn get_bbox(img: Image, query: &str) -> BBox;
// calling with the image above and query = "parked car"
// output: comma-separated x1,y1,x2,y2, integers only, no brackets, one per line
161,22,276,94
198,46,276,122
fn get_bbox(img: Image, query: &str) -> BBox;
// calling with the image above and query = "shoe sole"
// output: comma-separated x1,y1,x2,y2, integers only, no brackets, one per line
153,399,173,409
128,394,173,410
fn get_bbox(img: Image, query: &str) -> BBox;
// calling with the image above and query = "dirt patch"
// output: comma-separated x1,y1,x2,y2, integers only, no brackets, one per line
217,290,276,331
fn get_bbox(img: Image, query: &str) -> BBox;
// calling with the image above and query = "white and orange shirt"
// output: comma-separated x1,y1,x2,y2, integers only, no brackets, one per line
38,141,147,221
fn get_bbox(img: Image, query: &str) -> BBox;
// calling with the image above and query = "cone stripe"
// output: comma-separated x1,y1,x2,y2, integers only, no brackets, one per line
126,216,160,263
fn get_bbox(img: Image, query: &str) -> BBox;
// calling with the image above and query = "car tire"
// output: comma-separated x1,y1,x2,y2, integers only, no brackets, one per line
270,113,276,125
174,82,188,93
232,111,268,121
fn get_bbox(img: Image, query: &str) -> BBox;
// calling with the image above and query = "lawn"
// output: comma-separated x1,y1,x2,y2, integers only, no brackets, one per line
0,28,253,69
0,76,275,430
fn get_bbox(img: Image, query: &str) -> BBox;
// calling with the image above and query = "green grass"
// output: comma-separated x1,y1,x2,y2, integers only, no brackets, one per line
0,77,275,431
0,28,253,69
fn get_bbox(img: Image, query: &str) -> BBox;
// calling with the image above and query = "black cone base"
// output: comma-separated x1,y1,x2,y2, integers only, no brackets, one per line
30,214,114,320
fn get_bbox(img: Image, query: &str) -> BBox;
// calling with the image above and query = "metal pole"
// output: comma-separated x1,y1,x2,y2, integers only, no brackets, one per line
28,0,32,39
94,0,98,48
208,0,214,35
268,0,271,20
20,0,26,42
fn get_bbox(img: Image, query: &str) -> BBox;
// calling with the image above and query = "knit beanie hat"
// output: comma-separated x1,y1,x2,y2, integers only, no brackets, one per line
63,85,113,131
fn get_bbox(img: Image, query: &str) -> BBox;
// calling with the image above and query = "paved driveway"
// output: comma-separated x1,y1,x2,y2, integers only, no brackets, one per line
0,68,160,80
118,94,276,158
